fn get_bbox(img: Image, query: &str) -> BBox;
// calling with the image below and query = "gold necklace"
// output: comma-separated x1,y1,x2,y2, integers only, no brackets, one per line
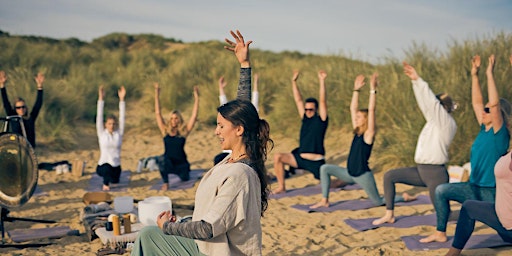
229,153,246,163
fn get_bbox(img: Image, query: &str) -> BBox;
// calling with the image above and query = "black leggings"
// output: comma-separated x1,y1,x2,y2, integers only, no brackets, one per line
452,200,512,249
383,164,448,210
158,156,190,183
96,163,122,186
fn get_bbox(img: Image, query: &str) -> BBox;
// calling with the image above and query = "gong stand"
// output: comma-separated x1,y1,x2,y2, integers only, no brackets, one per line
0,116,56,244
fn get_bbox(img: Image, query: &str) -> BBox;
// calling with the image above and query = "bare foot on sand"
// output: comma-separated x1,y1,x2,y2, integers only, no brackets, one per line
309,201,329,209
419,231,448,243
403,192,418,202
161,183,169,191
272,187,286,195
372,212,395,225
102,185,110,191
330,179,348,188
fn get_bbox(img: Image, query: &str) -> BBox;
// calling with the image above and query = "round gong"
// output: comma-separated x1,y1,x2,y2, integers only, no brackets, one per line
0,132,38,208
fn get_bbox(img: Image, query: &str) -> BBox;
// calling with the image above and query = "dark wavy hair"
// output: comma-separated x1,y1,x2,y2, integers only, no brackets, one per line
217,99,273,216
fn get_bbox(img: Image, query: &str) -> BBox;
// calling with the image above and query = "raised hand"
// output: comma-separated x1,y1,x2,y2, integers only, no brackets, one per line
403,62,419,81
35,73,45,89
471,55,481,76
154,82,160,94
292,70,300,82
0,71,6,88
224,30,252,68
486,54,495,76
370,73,379,90
193,85,199,99
354,75,365,91
98,85,105,101
318,70,327,81
118,86,126,101
218,76,227,90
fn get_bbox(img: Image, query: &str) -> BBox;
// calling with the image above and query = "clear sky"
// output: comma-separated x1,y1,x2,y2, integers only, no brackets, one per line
1,0,511,63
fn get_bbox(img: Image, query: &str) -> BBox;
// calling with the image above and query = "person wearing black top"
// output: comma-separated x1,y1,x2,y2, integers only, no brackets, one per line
272,70,328,194
0,71,44,148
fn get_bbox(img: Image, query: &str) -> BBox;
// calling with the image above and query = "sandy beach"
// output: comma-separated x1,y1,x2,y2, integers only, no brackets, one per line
0,119,510,256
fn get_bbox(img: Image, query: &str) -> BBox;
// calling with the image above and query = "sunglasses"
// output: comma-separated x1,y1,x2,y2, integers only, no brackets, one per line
484,107,490,114
15,106,26,109
304,108,316,112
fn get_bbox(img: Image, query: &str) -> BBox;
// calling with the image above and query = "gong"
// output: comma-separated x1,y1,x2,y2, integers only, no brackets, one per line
0,132,38,208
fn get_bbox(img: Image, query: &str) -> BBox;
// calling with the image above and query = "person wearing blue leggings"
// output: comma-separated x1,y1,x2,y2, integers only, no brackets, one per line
421,54,510,243
309,73,416,209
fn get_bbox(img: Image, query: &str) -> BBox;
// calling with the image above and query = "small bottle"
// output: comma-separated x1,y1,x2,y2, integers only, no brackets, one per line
123,214,131,234
112,215,121,235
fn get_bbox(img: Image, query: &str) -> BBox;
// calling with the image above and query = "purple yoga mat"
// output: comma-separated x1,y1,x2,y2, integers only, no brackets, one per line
344,213,438,231
33,186,48,197
270,183,362,199
87,171,131,192
402,234,512,251
292,195,431,212
150,169,204,190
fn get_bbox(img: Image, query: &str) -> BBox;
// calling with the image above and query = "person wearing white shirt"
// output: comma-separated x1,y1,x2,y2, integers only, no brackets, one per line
372,62,457,225
96,85,126,191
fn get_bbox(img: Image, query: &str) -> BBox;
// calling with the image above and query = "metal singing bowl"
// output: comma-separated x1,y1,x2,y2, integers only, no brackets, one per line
0,132,38,208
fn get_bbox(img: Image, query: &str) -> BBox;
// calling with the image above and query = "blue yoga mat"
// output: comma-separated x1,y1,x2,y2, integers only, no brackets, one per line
292,195,431,212
402,234,512,251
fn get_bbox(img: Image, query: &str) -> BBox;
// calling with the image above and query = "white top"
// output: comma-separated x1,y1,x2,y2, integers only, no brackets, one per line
412,78,457,165
193,156,262,255
96,100,125,167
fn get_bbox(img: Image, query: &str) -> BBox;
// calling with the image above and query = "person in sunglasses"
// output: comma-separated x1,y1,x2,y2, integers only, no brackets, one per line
272,70,328,194
418,54,511,243
0,71,44,148
372,62,457,226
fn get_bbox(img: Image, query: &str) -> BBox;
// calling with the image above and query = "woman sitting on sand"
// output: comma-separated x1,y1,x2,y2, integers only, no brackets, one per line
372,62,457,225
154,82,199,191
132,30,273,256
310,73,415,209
96,85,126,191
420,54,510,243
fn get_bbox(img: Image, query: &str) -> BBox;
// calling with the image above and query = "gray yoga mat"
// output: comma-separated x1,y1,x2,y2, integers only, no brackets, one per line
8,226,79,243
87,171,131,192
402,234,512,251
344,213,438,231
292,195,431,212
270,183,362,200
150,169,204,190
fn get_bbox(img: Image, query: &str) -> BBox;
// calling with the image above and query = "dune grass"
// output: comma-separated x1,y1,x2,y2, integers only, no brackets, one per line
0,30,511,171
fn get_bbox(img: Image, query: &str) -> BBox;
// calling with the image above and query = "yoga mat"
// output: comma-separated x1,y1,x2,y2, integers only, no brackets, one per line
402,234,512,251
87,171,131,192
32,186,48,197
150,169,204,191
292,195,431,212
270,183,362,200
8,226,79,243
344,214,438,231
